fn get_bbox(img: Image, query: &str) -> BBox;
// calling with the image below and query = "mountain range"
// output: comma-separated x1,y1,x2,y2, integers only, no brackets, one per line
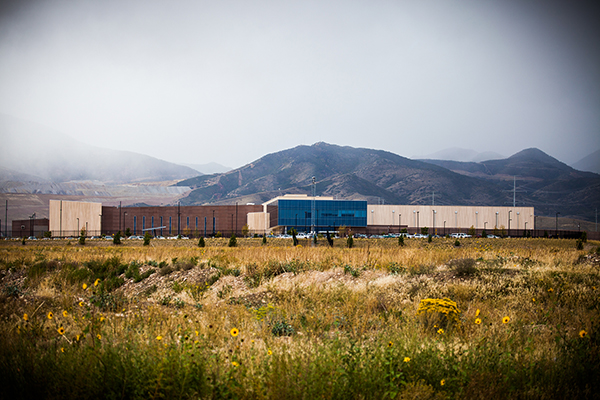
176,143,600,221
2,114,599,222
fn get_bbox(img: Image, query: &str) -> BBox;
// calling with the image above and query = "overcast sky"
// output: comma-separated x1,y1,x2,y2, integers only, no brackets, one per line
1,0,598,168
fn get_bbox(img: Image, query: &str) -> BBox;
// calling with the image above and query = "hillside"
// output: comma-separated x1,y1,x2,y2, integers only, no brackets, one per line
572,149,600,174
0,114,199,183
176,142,508,208
176,144,600,221
420,148,600,219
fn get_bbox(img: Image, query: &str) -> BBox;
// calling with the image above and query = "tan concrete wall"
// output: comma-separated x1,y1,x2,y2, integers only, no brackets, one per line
369,205,535,233
247,212,270,234
49,200,103,236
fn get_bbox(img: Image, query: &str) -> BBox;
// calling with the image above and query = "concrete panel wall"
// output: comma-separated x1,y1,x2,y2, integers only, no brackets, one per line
368,205,535,234
247,212,270,234
49,200,102,236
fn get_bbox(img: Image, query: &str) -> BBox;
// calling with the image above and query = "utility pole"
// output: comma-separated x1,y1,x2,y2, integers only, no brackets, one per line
432,191,435,206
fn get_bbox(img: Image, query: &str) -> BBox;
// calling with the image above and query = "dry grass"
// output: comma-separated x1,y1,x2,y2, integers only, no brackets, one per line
1,237,599,399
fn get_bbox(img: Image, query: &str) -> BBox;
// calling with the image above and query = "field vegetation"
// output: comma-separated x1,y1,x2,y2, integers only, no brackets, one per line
1,237,599,399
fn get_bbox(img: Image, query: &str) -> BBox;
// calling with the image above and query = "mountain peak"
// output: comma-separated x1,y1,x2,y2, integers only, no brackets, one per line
508,148,561,164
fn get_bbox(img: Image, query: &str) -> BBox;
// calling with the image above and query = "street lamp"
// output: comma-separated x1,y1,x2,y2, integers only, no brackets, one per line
484,221,488,231
212,210,215,236
495,212,499,229
508,210,512,237
77,217,80,236
432,210,436,235
475,211,478,230
555,212,560,237
454,211,458,232
444,220,446,236
392,210,395,233
417,211,419,232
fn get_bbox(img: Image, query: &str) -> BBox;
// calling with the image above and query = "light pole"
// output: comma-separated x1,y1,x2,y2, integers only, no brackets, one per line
495,212,499,230
444,220,446,236
508,210,512,237
432,210,436,235
212,210,215,236
555,212,560,237
525,221,528,236
77,218,79,236
475,211,478,230
455,211,458,233
399,213,401,232
416,211,419,232
484,221,488,232
392,210,395,233
413,211,416,233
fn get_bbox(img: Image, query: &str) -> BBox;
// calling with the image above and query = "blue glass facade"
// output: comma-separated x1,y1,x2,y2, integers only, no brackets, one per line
278,199,367,232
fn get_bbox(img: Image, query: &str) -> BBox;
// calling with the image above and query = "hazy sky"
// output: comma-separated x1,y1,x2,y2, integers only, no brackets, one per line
1,0,599,168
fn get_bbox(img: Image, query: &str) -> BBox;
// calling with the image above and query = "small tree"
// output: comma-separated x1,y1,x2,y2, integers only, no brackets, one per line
398,235,405,246
125,228,132,237
113,231,121,245
454,239,460,247
313,233,317,245
262,235,267,245
215,231,222,238
581,231,588,243
420,227,429,235
292,229,298,247
347,234,354,248
79,228,86,245
468,225,476,237
481,229,487,238
198,237,205,247
428,234,432,243
242,224,249,238
143,232,152,246
228,233,237,247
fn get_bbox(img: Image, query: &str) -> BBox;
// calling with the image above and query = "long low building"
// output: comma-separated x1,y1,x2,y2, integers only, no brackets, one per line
48,196,534,237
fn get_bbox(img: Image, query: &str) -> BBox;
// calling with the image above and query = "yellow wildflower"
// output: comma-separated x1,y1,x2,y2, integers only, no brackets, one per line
61,347,65,353
441,379,445,386
82,283,87,290
47,311,53,320
63,310,68,317
437,328,444,334
579,330,587,338
502,316,510,324
388,341,393,347
475,309,480,317
267,349,272,355
23,313,28,321
156,336,163,341
94,279,100,287
232,361,239,367
230,328,239,337
475,318,481,325
100,316,105,322
97,334,101,340
57,327,65,335
79,301,84,307
403,357,410,363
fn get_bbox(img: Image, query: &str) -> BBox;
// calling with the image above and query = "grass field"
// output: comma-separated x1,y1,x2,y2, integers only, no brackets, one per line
1,237,599,399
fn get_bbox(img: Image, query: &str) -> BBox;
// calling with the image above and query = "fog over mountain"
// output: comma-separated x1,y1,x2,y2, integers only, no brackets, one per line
0,114,199,183
571,149,600,174
417,148,505,162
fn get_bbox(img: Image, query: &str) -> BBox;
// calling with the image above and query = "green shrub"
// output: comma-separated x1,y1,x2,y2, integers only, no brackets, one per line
347,234,354,248
262,235,267,245
228,234,237,247
454,239,460,247
398,235,405,246
113,231,121,245
271,319,295,336
576,239,584,250
143,232,152,246
198,237,205,247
